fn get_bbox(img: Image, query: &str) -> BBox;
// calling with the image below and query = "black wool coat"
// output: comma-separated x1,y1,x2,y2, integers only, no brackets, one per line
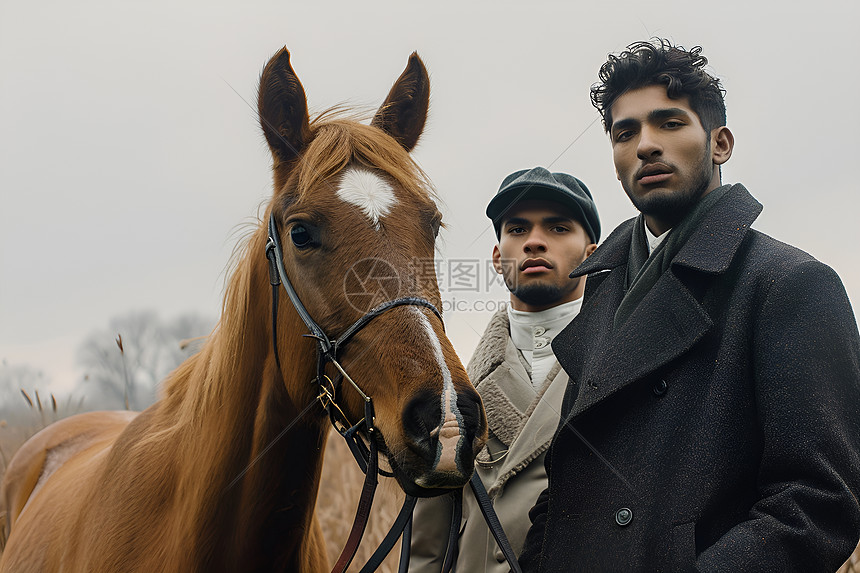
519,184,860,572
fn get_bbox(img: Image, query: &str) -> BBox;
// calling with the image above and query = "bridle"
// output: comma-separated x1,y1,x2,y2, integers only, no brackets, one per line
265,212,521,573
265,212,436,572
265,213,441,467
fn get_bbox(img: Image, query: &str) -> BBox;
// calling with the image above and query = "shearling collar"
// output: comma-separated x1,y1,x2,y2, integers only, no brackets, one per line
467,308,513,386
468,309,568,495
468,309,532,447
569,183,763,278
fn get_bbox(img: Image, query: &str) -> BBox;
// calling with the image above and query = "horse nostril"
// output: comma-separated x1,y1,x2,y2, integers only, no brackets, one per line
402,390,442,450
457,391,485,440
402,387,485,480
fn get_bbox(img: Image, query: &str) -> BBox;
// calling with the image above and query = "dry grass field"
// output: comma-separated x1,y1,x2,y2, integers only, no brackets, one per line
0,416,856,572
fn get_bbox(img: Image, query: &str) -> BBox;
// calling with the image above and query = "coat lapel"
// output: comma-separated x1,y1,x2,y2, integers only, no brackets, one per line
495,365,567,480
554,184,763,421
477,340,533,446
568,269,712,418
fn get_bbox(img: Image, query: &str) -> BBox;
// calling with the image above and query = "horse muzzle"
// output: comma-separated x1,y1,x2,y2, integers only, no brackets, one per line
395,387,486,496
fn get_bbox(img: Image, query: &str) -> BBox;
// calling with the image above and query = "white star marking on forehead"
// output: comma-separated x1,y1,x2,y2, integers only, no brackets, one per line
336,166,398,230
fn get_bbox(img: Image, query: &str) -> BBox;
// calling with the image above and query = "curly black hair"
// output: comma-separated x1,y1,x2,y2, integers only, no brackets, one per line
591,39,726,134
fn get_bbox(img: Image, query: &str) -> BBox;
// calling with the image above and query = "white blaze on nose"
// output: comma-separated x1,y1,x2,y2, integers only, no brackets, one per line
336,166,398,230
410,308,466,480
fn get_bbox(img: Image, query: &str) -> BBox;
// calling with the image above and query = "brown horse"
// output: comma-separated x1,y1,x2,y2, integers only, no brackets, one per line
0,48,487,572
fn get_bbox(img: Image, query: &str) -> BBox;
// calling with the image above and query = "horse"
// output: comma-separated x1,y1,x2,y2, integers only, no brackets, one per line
0,47,487,572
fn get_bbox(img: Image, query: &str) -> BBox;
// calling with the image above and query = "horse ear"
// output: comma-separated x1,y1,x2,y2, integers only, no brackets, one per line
371,52,429,151
258,47,311,163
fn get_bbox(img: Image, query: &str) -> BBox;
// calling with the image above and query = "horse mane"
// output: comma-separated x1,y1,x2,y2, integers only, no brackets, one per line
156,224,268,421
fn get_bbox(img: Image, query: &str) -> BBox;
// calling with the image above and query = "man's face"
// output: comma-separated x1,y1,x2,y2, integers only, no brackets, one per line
609,85,722,235
492,200,596,312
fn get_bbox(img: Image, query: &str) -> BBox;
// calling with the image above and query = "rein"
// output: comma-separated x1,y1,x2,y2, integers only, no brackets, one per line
265,213,521,573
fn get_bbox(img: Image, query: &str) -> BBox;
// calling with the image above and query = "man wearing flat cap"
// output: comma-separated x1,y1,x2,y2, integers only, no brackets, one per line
409,167,601,572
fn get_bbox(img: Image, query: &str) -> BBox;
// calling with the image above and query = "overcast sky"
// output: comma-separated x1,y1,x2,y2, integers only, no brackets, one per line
2,1,858,399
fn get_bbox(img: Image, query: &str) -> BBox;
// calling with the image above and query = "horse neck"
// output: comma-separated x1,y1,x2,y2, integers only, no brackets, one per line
163,227,331,571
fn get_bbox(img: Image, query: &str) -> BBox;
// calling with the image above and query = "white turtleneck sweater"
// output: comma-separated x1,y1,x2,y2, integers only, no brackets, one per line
507,298,583,387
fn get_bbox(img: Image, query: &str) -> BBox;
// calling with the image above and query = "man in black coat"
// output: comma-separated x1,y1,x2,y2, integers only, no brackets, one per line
519,39,860,572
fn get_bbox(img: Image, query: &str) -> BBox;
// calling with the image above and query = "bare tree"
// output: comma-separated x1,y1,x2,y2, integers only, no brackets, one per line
76,310,213,410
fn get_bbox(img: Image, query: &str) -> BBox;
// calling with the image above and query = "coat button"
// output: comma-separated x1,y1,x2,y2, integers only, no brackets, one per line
652,379,668,396
615,507,633,526
533,326,546,336
495,549,505,563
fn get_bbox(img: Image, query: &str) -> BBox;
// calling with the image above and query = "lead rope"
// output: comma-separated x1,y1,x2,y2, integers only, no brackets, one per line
331,398,379,573
398,512,413,572
468,473,522,573
328,395,418,573
357,495,417,573
440,489,463,573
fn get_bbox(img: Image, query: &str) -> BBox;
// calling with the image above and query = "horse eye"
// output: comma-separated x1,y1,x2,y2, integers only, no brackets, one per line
290,224,313,248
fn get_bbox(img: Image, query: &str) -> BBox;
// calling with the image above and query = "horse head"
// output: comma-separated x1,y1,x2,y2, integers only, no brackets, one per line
258,48,487,497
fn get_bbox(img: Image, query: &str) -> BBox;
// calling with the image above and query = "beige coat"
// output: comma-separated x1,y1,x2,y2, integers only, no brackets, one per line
409,309,568,572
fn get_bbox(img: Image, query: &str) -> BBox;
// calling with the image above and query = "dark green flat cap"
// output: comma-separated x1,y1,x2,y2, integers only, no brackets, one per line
486,166,600,243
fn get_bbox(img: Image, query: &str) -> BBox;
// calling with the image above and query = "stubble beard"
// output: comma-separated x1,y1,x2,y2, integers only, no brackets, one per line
510,282,567,307
505,269,584,307
624,144,714,227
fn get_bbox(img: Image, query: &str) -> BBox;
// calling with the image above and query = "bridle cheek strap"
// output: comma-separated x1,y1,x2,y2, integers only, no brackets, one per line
266,213,442,378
